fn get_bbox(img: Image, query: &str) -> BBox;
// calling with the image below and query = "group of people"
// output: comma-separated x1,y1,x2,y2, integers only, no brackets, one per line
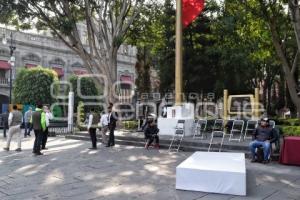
3,104,53,156
87,105,118,149
87,105,160,150
2,103,277,161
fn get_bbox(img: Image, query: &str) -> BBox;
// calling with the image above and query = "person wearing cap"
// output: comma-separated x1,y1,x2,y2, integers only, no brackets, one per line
249,118,277,164
144,119,159,149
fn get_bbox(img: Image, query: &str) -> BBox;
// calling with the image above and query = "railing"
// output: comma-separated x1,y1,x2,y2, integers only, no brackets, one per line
0,78,9,86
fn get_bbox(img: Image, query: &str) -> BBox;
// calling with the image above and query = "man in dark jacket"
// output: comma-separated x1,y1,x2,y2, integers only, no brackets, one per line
32,104,46,156
249,118,277,164
144,119,159,149
106,106,118,147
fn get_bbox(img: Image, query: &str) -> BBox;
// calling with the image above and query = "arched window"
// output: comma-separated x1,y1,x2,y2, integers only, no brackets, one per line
0,49,9,57
22,53,41,63
49,57,65,67
71,62,83,68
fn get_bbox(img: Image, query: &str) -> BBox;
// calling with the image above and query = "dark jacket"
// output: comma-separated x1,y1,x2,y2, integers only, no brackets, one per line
253,126,277,143
108,112,118,129
145,125,159,139
32,108,46,131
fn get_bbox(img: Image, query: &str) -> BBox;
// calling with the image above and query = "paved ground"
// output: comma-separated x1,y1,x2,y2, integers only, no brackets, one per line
0,133,300,200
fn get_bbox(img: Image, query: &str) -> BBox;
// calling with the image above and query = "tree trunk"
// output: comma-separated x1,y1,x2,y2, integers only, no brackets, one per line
268,19,300,117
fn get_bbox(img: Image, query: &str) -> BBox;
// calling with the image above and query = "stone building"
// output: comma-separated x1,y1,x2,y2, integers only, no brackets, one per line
0,27,137,111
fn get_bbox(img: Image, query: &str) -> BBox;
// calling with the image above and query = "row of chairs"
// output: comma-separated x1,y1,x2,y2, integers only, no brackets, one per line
169,119,275,152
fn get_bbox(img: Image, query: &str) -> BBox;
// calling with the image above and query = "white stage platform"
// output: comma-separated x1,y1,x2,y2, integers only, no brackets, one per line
176,152,246,196
157,118,194,136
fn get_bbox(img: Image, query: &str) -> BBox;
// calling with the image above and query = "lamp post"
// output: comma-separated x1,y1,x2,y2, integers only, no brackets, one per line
2,32,16,105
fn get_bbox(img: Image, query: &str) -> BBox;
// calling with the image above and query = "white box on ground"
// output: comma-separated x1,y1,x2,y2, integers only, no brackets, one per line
176,152,246,196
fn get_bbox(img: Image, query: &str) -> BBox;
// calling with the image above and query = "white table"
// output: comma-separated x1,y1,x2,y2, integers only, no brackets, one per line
176,152,246,196
157,118,194,136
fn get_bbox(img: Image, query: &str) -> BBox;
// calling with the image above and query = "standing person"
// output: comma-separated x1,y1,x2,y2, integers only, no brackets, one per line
87,108,100,149
99,111,109,145
32,104,46,156
24,107,33,137
107,106,118,147
3,105,23,151
42,106,53,150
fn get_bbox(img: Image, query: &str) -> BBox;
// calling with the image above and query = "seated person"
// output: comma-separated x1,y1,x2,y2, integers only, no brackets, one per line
249,118,277,164
144,119,159,149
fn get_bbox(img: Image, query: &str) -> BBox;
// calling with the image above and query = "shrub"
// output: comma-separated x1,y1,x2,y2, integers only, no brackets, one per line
276,118,300,126
13,67,58,105
281,126,300,136
122,120,138,130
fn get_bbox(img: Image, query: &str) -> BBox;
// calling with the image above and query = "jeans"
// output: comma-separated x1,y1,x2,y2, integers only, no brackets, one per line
24,122,32,136
249,140,271,161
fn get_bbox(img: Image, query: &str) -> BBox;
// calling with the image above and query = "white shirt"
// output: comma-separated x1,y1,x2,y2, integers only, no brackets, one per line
87,114,93,130
45,112,53,127
8,113,13,127
100,114,109,127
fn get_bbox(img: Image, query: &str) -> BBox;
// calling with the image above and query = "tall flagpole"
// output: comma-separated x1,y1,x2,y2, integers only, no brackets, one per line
175,0,183,105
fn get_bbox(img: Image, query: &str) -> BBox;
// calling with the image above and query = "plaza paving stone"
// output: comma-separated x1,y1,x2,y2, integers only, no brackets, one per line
0,132,300,200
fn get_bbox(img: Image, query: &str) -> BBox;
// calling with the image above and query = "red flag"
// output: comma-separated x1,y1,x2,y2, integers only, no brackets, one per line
182,0,205,28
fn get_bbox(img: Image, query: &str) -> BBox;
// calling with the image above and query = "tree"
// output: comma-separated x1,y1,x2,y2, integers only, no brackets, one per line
68,75,101,111
13,67,58,105
135,49,151,94
2,0,144,102
253,0,300,116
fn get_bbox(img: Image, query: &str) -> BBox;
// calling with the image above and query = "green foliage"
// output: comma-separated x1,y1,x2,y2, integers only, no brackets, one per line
135,50,151,94
68,75,101,111
276,118,300,126
281,126,300,136
76,101,86,131
52,105,63,118
13,67,58,105
122,120,138,130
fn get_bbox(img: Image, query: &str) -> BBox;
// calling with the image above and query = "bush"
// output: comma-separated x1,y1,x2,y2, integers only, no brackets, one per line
281,126,300,136
276,118,300,126
122,120,138,130
13,67,58,105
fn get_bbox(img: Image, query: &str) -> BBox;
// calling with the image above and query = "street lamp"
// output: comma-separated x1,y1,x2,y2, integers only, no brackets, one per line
2,32,16,105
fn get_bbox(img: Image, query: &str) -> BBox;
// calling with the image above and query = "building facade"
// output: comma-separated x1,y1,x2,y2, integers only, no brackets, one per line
0,27,137,107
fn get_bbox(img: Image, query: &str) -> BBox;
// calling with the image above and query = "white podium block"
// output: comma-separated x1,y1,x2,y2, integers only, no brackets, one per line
176,152,246,196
